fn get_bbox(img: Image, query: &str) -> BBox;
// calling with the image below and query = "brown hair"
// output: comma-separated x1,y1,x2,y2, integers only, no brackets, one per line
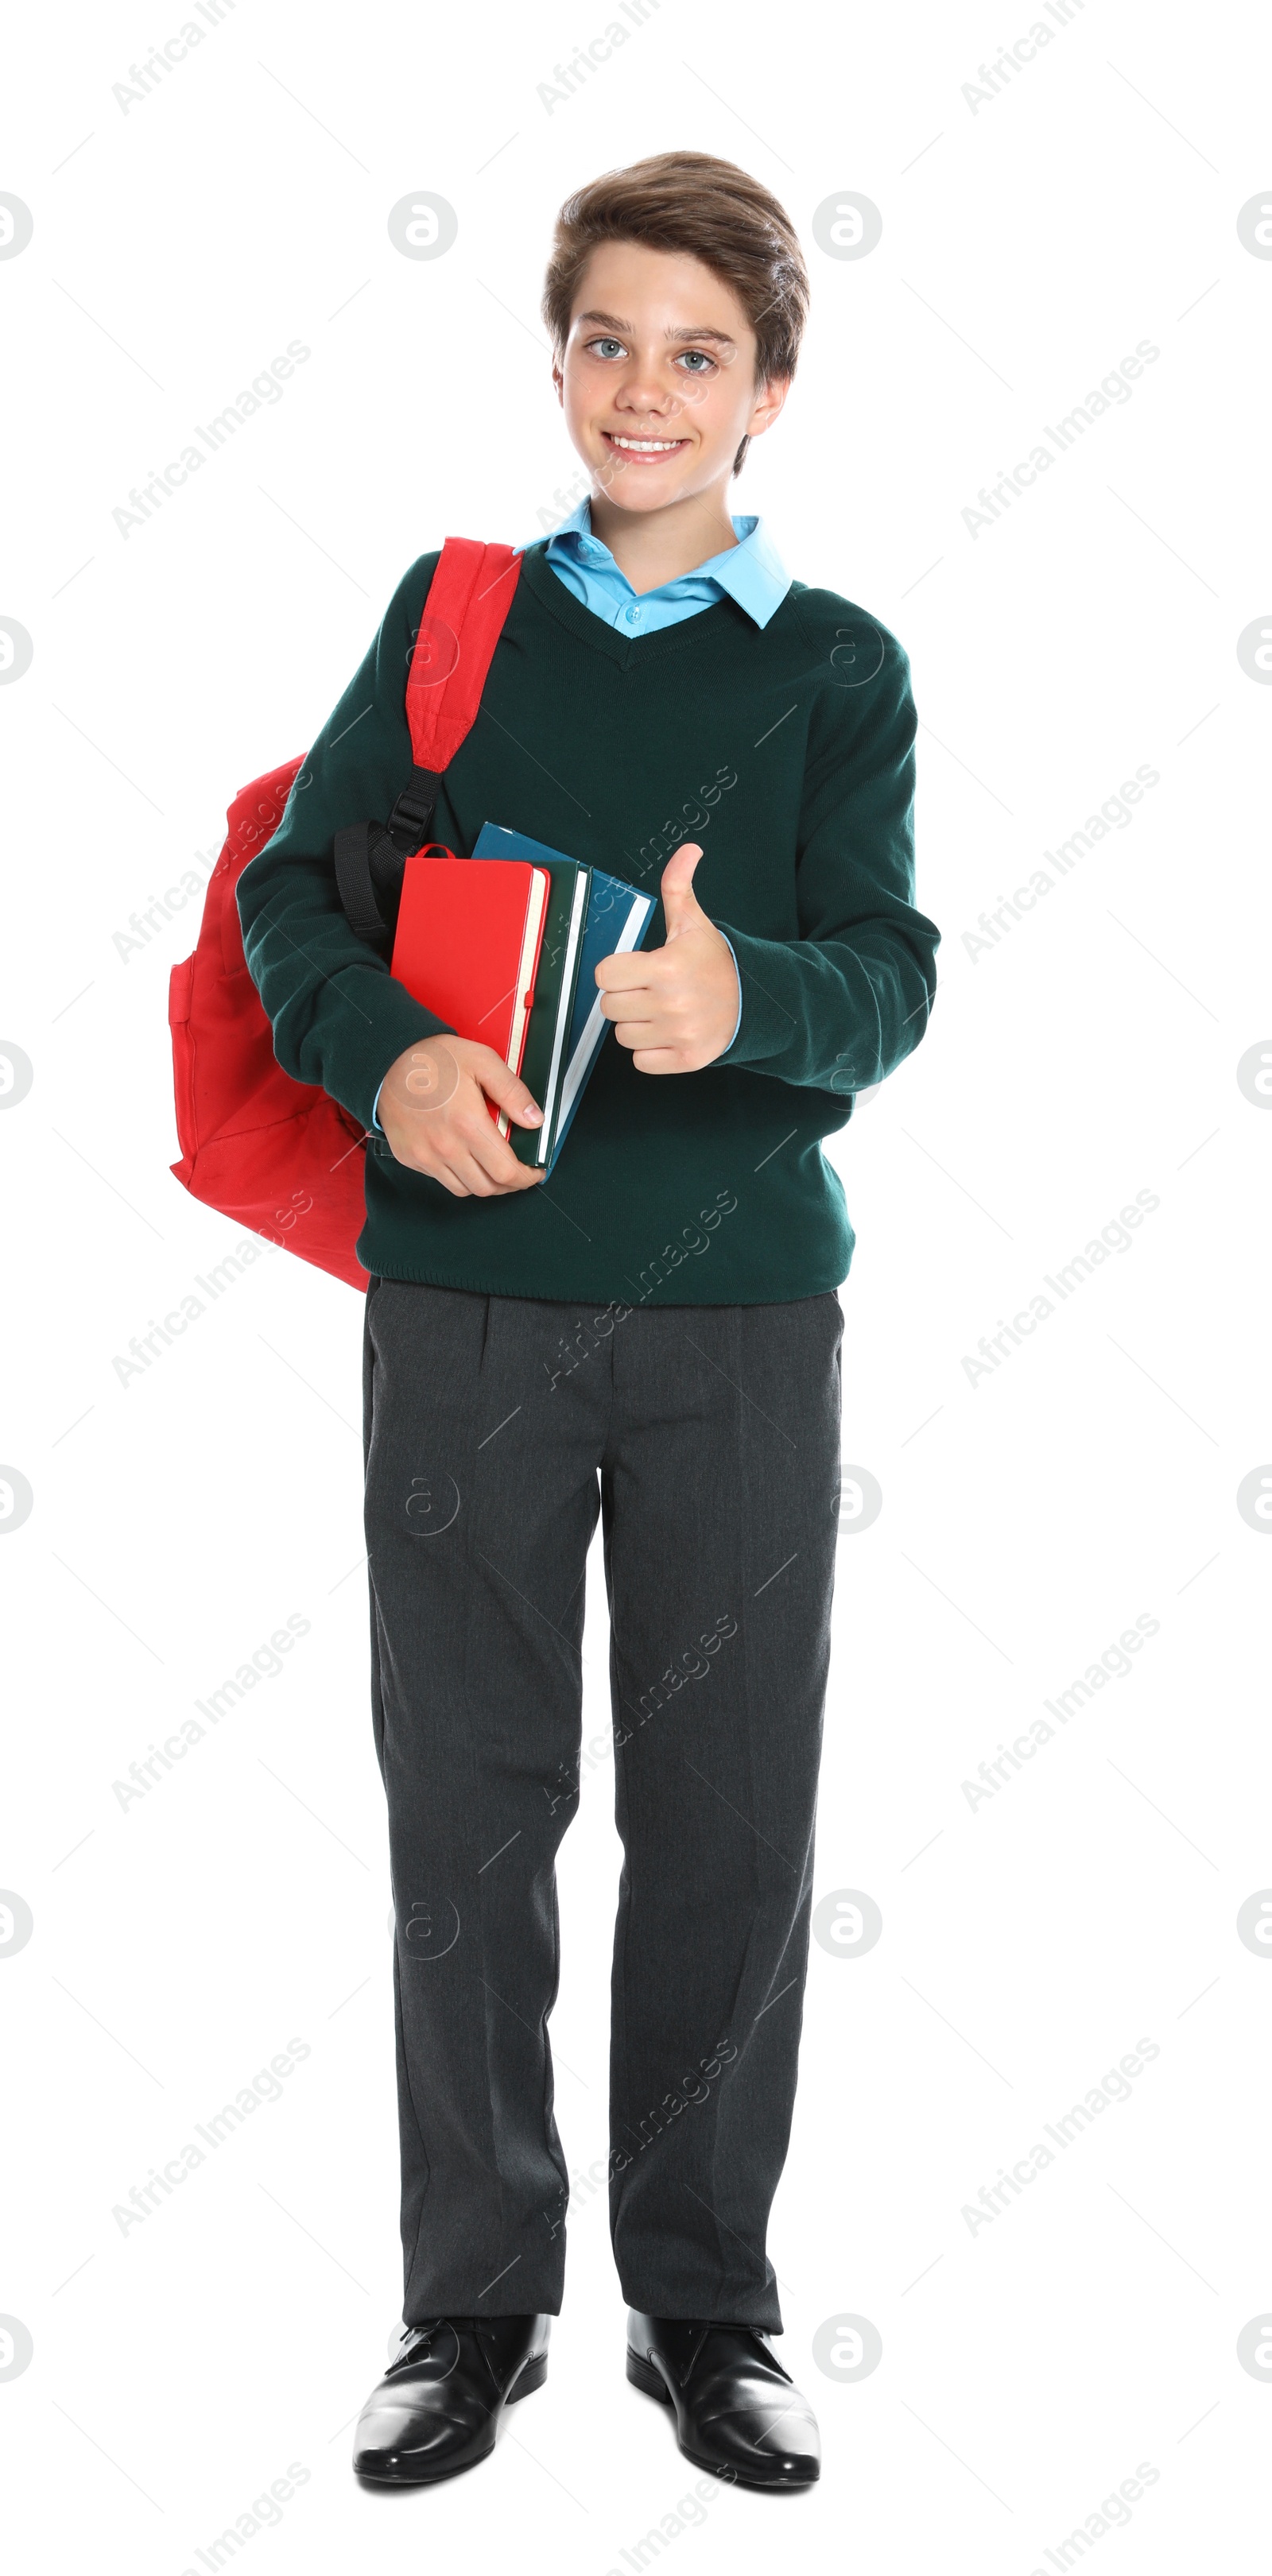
541,151,809,475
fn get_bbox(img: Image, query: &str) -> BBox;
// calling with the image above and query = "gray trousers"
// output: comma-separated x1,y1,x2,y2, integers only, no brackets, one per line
362,1277,843,2330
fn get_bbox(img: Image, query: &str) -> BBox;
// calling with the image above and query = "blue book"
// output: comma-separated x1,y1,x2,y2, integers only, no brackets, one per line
472,823,655,1172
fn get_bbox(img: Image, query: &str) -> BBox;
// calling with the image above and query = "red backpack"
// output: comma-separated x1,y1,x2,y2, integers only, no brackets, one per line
168,539,521,1291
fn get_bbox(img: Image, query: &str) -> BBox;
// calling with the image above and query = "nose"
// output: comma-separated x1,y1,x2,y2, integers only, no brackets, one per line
612,355,682,422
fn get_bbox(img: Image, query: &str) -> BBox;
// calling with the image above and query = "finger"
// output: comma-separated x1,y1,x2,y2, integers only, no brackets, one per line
444,1151,503,1198
456,1164,537,1200
460,1115,545,1191
659,843,704,935
609,1017,664,1050
595,950,658,994
630,1047,686,1074
466,1044,544,1129
598,987,656,1025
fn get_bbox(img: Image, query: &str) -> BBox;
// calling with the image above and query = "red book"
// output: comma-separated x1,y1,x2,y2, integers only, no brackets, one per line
390,855,549,1133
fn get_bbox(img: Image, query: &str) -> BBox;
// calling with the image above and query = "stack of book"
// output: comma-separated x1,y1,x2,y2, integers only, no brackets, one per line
389,823,655,1175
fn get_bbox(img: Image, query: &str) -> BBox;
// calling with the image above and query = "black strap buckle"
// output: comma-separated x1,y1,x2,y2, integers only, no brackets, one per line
386,767,441,854
334,767,444,951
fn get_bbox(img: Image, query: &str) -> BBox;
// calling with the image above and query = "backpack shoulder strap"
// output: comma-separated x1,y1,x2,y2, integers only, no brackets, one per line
405,537,521,773
338,538,522,947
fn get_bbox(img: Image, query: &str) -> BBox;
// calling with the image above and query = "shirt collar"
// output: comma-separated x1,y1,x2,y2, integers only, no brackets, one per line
525,498,790,630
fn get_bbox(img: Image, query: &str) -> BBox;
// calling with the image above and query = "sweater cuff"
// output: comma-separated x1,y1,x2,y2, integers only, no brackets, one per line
714,926,799,1070
719,935,743,1054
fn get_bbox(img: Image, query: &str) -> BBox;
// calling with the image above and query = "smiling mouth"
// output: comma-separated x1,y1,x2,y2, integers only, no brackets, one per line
602,432,690,455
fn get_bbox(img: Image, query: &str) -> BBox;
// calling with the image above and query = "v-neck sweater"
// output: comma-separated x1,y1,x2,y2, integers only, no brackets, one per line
236,540,940,1306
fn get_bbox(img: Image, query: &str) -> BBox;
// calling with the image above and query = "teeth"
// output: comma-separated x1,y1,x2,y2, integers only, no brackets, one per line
609,436,683,452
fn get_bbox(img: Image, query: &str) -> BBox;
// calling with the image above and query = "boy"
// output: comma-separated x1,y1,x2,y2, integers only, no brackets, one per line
238,150,940,2492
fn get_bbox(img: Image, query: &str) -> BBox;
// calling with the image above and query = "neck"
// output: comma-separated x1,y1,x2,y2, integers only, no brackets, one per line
586,482,739,595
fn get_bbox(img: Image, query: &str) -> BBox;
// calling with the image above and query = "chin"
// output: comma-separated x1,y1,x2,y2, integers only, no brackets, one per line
590,464,702,512
603,485,688,513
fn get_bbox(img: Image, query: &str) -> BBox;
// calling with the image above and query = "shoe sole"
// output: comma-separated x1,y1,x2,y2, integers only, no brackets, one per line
355,2352,547,2486
625,2349,819,2489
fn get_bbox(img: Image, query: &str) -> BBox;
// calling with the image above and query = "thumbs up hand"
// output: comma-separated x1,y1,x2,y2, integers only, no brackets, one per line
595,844,741,1074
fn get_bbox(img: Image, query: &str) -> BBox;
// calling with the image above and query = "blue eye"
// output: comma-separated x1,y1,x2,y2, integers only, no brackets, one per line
676,350,715,373
588,337,626,359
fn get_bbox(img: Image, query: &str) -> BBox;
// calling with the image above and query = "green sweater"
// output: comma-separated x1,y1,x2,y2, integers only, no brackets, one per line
237,541,940,1306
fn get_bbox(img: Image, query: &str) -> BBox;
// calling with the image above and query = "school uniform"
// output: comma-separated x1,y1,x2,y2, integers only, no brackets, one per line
238,506,939,2330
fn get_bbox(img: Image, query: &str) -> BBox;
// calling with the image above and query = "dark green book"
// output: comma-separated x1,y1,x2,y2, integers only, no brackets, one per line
472,825,590,1168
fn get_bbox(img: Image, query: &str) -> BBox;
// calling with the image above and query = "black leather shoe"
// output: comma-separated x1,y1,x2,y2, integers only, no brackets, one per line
353,2314,549,2484
626,2312,820,2489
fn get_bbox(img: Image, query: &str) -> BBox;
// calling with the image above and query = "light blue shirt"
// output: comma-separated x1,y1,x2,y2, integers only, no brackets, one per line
370,504,785,1125
537,498,790,636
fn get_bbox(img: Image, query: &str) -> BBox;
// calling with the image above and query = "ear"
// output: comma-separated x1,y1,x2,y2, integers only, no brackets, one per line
746,375,790,441
552,361,564,407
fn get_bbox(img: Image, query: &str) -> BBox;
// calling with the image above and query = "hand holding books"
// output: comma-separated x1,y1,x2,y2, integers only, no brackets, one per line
378,1036,545,1199
383,822,657,1193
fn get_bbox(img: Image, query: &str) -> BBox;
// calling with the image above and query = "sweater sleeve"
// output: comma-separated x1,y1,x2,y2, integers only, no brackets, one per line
716,633,939,1093
235,556,453,1132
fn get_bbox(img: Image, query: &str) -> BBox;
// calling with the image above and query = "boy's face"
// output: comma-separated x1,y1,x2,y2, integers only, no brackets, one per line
554,239,787,514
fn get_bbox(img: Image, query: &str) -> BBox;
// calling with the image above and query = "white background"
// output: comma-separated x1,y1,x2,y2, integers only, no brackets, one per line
2,0,1270,2569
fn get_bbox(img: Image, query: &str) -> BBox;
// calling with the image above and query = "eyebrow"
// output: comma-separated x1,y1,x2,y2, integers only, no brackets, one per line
574,309,738,347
